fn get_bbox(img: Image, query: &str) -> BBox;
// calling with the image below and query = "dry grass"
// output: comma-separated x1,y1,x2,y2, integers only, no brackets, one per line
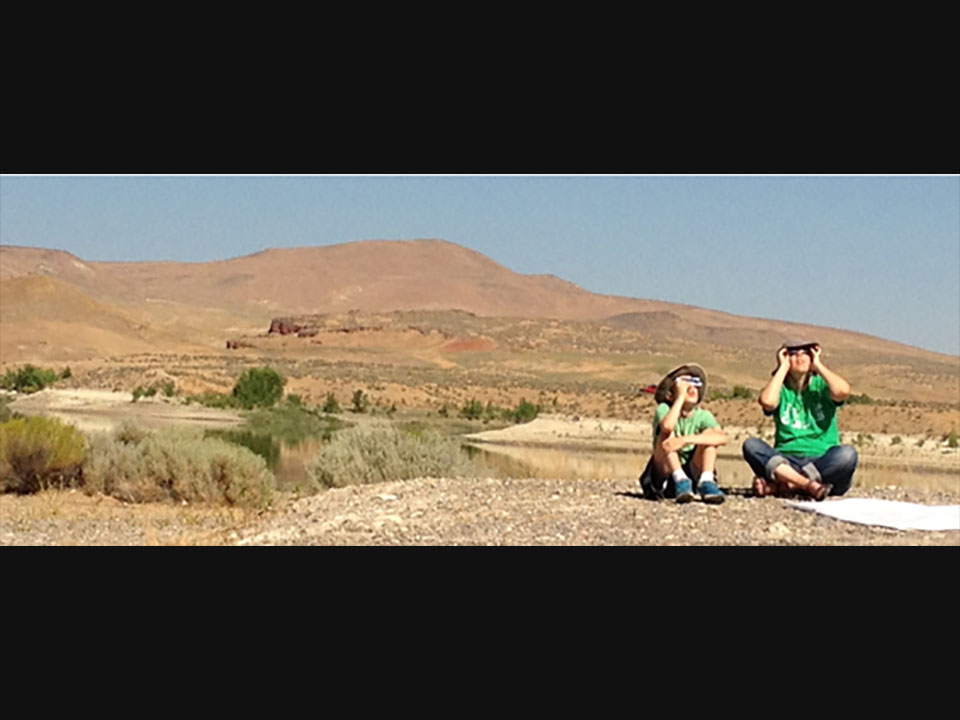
0,488,259,545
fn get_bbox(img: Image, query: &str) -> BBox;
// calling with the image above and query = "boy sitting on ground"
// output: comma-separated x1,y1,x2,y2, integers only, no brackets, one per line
639,363,729,504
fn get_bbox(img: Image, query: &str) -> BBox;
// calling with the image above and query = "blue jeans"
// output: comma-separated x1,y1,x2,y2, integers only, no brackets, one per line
741,438,858,496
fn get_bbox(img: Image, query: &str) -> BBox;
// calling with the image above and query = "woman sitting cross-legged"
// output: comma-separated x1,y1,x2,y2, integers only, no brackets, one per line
743,339,858,501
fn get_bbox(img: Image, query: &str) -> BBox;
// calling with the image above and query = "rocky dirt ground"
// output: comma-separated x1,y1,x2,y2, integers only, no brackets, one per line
2,478,957,546
2,405,957,547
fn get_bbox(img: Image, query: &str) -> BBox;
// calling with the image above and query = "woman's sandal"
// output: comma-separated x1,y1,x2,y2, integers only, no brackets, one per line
752,477,776,497
804,479,832,502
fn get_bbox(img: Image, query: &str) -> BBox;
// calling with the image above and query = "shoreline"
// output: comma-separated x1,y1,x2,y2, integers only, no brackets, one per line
464,414,960,472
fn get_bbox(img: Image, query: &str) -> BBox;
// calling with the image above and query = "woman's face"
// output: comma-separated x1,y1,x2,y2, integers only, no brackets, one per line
787,347,812,374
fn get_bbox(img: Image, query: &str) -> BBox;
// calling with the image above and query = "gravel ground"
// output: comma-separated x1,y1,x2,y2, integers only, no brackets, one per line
7,477,953,547
229,478,959,546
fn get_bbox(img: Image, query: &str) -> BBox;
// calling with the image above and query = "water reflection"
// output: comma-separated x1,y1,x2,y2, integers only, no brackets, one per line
463,443,646,480
206,429,280,467
205,429,327,490
465,443,960,493
207,426,959,495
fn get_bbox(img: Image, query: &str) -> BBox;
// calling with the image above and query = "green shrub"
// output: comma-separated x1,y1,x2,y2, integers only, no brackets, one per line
460,398,484,420
0,396,16,423
512,398,540,424
232,367,286,409
351,389,369,413
306,422,475,489
947,430,959,449
82,426,274,507
322,393,341,414
0,365,60,394
242,404,348,445
161,380,176,397
1,416,86,493
189,392,242,409
732,385,753,400
846,393,875,405
193,392,243,410
131,385,159,402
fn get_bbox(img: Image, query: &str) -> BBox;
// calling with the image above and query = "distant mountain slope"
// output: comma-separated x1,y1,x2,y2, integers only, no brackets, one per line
1,239,956,370
0,275,158,361
2,239,670,319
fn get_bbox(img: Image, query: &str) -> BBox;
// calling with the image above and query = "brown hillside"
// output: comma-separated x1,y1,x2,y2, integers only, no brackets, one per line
0,275,216,362
1,239,670,321
1,239,957,379
0,275,157,361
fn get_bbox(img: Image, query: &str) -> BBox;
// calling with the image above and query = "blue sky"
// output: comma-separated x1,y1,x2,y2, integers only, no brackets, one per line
1,175,958,355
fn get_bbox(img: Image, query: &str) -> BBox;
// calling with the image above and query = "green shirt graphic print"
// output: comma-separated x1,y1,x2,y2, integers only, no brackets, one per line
773,373,841,457
653,403,720,465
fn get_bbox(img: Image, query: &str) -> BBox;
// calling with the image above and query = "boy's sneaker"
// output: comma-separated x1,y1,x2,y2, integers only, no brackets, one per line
674,478,695,504
698,479,725,504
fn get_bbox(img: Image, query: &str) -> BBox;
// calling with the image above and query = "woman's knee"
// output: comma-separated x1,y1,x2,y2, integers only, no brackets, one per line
833,444,859,470
822,445,858,495
742,437,769,459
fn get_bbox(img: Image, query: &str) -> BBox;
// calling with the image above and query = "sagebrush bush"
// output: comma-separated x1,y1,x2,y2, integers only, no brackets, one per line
83,425,274,507
0,416,86,493
306,422,475,489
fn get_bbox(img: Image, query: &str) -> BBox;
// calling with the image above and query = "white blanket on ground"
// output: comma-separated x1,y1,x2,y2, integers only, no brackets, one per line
785,498,960,532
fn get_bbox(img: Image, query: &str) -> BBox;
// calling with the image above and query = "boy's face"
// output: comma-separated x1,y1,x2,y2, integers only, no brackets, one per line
670,376,701,405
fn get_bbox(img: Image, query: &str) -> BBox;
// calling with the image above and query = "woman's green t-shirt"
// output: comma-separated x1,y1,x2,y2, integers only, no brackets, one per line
772,374,841,457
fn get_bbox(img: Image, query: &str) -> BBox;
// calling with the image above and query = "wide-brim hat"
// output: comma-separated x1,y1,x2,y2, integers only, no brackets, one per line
771,338,820,375
654,363,707,405
781,338,819,351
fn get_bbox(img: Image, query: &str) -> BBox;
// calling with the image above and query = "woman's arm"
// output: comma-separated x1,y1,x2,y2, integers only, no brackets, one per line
759,347,789,412
811,346,851,402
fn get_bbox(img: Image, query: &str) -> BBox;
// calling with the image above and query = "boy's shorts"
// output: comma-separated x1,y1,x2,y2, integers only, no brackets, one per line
638,456,715,500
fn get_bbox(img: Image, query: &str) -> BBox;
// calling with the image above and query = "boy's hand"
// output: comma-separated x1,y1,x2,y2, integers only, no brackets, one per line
673,378,691,400
662,435,687,453
777,346,789,369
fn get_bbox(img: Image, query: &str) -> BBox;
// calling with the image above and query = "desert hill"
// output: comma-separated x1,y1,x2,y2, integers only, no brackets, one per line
0,275,161,361
2,239,670,321
2,238,954,356
1,239,957,404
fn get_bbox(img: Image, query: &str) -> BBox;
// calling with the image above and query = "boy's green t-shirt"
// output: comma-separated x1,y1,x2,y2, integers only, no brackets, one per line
653,403,720,464
772,373,841,457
